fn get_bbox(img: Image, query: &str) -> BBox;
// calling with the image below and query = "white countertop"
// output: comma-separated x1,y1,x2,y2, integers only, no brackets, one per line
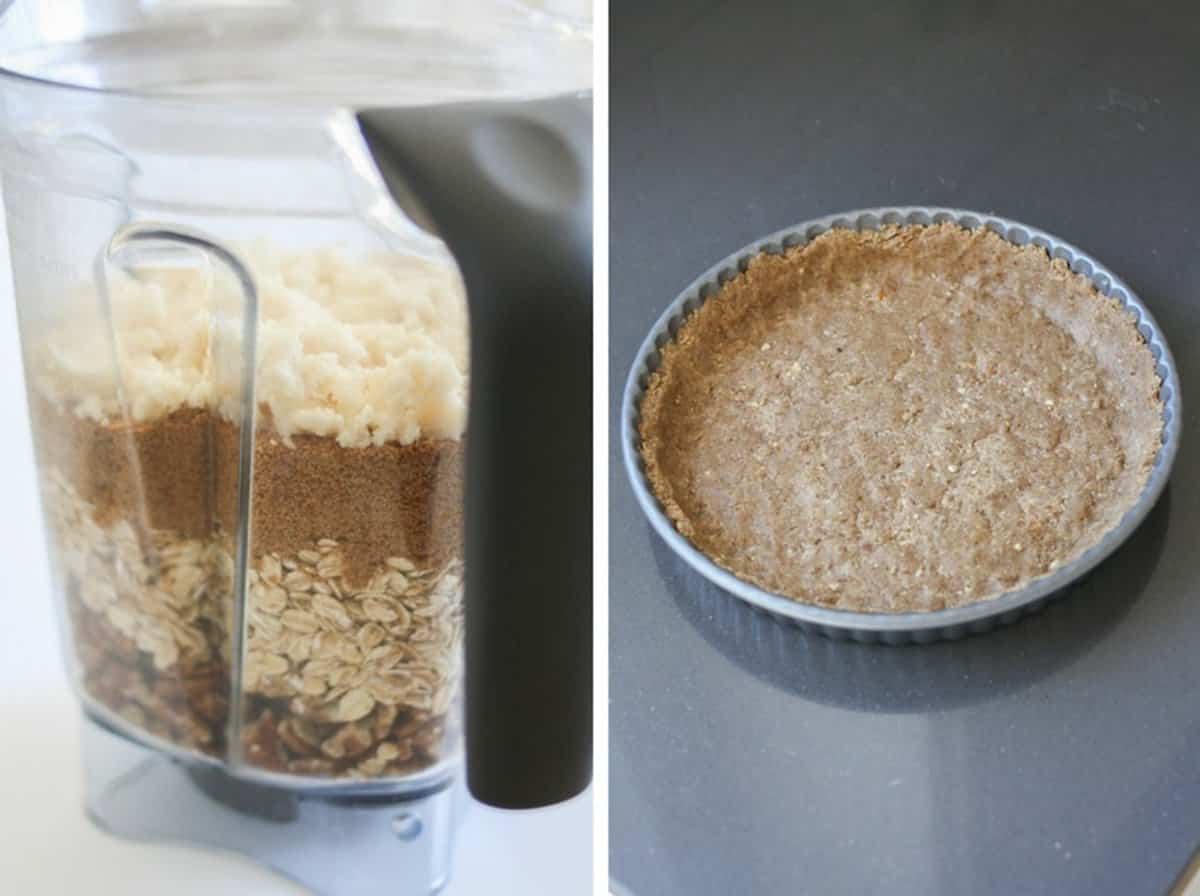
0,211,591,896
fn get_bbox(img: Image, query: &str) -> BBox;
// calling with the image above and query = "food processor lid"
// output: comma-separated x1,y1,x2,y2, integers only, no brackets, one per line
0,0,591,107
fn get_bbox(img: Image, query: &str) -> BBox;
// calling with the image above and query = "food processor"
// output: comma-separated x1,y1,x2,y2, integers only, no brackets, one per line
0,1,592,893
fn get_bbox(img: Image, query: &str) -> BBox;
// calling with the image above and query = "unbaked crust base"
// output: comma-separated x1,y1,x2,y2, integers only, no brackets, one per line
639,223,1162,613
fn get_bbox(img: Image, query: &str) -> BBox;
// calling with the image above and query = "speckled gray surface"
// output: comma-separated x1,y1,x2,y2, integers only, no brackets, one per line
609,2,1200,894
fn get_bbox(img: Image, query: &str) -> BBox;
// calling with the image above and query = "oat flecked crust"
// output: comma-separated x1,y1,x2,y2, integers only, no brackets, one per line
638,223,1162,613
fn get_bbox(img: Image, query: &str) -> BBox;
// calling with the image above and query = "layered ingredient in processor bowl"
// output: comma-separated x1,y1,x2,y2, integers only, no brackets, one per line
0,0,592,796
35,246,469,779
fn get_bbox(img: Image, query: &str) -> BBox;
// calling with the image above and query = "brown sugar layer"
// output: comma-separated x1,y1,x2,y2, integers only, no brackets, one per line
250,427,463,588
638,223,1163,613
32,399,220,538
32,399,464,588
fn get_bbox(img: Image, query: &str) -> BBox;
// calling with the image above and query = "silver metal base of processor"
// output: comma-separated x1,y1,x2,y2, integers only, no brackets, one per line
82,714,460,895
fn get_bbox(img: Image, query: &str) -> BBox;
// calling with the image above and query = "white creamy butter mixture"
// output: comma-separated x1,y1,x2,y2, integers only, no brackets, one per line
35,243,469,447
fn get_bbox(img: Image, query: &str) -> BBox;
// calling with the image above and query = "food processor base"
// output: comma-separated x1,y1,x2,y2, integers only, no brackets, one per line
81,714,458,895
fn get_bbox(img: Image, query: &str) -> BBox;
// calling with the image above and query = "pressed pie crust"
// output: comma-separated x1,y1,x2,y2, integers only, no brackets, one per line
638,223,1162,613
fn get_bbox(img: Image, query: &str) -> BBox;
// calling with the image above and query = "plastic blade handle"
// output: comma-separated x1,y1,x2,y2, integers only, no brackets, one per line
358,95,592,810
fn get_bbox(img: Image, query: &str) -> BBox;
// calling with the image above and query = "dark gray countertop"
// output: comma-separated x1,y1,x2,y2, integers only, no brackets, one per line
608,3,1200,894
